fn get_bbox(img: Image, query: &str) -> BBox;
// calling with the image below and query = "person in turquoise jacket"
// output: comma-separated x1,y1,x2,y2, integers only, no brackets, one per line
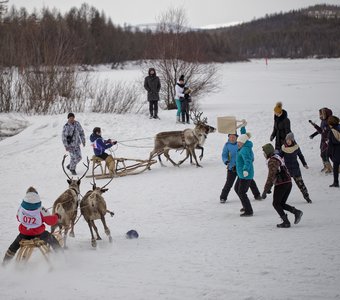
220,127,262,203
234,132,254,216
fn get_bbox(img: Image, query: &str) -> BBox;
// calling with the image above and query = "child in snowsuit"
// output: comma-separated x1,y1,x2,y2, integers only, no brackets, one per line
220,127,262,203
309,107,333,173
327,116,340,187
262,143,303,228
281,132,312,203
2,187,61,265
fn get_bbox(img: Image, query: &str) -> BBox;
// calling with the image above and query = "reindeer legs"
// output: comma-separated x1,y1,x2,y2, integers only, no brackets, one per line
100,215,113,243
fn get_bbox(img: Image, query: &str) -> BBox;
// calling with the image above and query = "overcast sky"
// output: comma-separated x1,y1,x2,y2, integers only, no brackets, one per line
7,0,340,28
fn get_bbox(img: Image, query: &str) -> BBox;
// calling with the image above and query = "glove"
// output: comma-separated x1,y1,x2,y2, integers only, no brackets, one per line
267,190,272,194
112,140,117,145
309,135,314,140
304,165,309,169
261,192,267,199
270,136,274,142
83,142,86,147
184,93,189,99
224,160,229,166
243,171,249,177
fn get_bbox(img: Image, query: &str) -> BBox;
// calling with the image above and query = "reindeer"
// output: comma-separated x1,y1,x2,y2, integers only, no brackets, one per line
149,111,216,167
80,176,115,248
51,155,89,247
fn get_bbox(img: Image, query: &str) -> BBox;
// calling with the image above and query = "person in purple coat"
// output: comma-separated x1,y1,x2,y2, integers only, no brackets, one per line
281,132,312,203
327,116,340,187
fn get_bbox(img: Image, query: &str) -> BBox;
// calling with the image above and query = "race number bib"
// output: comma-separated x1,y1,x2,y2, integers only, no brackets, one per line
17,207,43,229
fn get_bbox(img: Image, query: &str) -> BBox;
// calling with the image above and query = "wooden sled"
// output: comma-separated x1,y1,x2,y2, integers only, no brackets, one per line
16,233,63,266
86,157,157,179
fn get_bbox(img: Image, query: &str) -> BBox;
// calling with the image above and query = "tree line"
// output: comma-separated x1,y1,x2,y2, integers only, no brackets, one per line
1,3,339,68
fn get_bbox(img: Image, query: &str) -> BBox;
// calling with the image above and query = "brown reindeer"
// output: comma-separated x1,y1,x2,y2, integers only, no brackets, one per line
149,111,216,167
51,155,89,248
80,176,115,248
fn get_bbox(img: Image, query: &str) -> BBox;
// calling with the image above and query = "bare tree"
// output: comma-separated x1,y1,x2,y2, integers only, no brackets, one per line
146,7,220,110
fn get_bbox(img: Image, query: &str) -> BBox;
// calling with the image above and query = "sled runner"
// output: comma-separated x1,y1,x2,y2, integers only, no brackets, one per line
87,156,157,179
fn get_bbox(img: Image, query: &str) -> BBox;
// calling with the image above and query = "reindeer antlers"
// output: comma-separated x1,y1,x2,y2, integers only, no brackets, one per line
62,155,90,181
190,110,208,125
62,154,72,180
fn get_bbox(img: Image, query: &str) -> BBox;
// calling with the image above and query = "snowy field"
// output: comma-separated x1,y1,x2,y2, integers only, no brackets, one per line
0,59,339,300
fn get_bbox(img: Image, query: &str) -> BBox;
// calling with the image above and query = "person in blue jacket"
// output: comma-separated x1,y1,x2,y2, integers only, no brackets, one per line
90,127,117,176
234,132,255,216
220,127,262,204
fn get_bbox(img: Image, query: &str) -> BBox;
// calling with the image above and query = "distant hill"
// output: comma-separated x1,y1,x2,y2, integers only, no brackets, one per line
208,4,340,59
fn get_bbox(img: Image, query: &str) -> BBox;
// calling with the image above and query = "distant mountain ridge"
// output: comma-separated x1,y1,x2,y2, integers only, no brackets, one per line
207,4,340,59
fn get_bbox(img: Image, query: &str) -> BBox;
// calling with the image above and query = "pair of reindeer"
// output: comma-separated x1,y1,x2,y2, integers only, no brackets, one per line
51,155,114,248
53,111,215,248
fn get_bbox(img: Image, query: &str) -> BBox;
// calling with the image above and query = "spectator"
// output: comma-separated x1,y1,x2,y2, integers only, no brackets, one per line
327,116,340,187
62,113,86,175
144,68,161,119
270,102,291,150
234,133,255,217
262,143,303,228
309,107,333,173
281,132,312,203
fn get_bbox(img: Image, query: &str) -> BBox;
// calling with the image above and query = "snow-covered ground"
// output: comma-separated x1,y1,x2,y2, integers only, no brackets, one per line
0,59,339,300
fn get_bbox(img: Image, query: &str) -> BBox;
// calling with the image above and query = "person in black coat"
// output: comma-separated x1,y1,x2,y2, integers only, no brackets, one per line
270,102,291,150
281,132,312,203
327,116,340,187
144,68,161,119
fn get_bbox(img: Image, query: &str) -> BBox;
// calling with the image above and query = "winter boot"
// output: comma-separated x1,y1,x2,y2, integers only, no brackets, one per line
220,198,226,204
176,116,181,124
105,155,116,176
324,162,333,174
277,214,291,228
329,182,339,187
292,208,303,224
2,249,15,266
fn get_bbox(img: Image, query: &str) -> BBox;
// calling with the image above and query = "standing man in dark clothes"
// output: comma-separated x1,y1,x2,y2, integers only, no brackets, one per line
327,116,340,187
144,67,161,119
262,143,303,228
270,102,291,150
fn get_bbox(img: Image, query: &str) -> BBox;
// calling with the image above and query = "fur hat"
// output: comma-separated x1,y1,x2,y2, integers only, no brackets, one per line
179,75,185,81
328,115,339,127
285,132,295,142
237,133,251,144
21,188,41,211
274,102,283,114
67,112,75,119
262,143,275,157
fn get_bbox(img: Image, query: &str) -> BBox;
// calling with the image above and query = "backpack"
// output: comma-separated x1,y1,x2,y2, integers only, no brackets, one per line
272,154,291,184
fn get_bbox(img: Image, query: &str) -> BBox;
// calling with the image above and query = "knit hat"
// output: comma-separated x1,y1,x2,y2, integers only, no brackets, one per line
179,75,185,81
262,143,275,157
67,112,75,119
237,133,251,144
126,230,139,239
328,115,339,127
285,132,295,142
274,102,283,114
21,190,41,211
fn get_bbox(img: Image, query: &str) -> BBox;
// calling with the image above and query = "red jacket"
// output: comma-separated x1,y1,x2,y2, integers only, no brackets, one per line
17,213,58,236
